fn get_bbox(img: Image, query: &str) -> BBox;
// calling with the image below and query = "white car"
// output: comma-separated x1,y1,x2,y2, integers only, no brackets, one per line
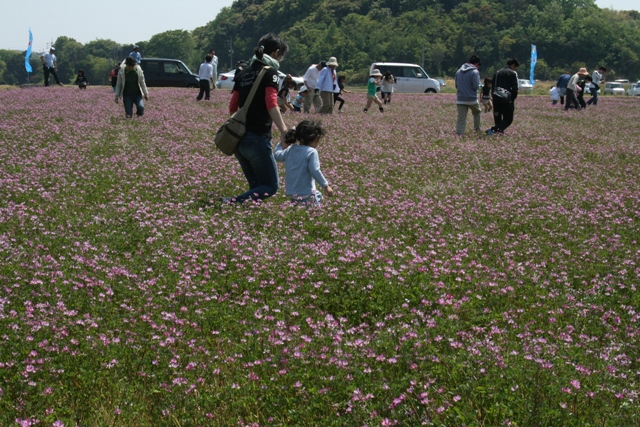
626,82,640,96
518,79,533,93
216,69,304,90
604,82,625,95
369,62,440,93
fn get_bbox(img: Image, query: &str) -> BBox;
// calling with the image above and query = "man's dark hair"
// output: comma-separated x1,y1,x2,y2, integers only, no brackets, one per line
125,57,136,66
507,58,520,67
469,54,481,65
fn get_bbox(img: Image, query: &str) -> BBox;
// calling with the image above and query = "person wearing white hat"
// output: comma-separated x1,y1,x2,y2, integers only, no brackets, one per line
40,47,62,87
317,57,339,114
363,69,384,113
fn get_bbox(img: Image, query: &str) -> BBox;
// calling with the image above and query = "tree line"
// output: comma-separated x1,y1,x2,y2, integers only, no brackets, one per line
2,0,639,86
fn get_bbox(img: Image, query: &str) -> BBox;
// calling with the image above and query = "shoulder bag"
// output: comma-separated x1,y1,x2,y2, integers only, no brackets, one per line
214,66,270,156
492,86,511,103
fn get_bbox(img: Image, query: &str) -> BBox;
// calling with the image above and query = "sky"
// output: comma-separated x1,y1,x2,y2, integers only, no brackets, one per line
1,0,638,52
1,0,233,52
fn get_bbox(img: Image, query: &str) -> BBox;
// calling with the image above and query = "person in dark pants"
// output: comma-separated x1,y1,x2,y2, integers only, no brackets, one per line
40,47,62,87
196,55,214,101
487,58,519,135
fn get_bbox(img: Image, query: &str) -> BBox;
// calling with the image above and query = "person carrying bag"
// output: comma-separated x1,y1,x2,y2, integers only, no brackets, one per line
218,33,289,205
214,67,270,155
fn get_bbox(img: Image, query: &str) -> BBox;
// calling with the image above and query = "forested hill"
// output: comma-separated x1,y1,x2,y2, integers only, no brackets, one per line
192,0,640,80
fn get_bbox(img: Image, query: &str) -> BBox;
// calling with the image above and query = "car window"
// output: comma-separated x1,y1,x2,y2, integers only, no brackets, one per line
164,62,181,74
144,61,162,73
403,67,419,78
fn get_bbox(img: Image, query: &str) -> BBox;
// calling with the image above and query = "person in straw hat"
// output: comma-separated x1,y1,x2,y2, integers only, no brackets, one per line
363,69,384,113
317,57,340,114
564,67,589,111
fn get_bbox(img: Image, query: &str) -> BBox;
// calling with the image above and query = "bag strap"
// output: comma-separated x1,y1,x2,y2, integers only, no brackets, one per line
241,66,271,111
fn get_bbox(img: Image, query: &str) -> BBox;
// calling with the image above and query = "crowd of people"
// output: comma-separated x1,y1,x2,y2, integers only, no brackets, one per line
553,67,606,110
37,36,612,207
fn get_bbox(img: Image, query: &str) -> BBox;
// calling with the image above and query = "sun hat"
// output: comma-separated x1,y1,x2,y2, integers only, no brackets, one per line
370,69,382,77
578,67,589,75
327,57,339,67
299,85,308,93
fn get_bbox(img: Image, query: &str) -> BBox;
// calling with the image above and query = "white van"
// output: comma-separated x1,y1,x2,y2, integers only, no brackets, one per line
369,62,440,93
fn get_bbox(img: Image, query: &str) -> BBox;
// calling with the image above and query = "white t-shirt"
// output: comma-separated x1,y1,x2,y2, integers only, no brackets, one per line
303,65,321,90
42,52,56,68
199,62,213,80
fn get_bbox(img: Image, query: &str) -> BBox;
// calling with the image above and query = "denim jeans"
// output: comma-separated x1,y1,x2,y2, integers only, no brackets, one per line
587,86,598,105
233,132,279,203
123,95,144,117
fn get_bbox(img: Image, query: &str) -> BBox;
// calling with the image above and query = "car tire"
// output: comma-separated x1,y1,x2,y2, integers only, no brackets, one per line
188,84,198,88
425,88,437,94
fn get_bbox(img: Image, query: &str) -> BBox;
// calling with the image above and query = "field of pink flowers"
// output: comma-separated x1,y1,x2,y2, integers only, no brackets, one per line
0,86,639,427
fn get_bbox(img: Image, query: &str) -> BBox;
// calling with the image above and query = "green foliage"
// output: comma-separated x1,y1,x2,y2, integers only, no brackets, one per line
146,30,196,67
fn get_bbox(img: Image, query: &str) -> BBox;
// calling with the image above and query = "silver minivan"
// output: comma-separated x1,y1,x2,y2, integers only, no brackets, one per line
369,62,440,93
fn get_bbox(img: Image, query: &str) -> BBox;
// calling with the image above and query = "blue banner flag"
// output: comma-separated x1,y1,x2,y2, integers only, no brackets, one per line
530,44,537,86
25,29,33,73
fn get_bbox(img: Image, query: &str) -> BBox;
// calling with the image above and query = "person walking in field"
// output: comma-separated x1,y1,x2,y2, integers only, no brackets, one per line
40,47,62,87
115,57,149,118
74,70,89,89
129,45,142,64
221,32,289,204
333,75,351,112
196,55,214,101
380,71,395,104
564,67,588,111
454,54,482,135
274,119,334,206
317,57,339,114
363,69,384,113
487,58,519,135
303,62,325,113
556,71,571,105
586,66,606,106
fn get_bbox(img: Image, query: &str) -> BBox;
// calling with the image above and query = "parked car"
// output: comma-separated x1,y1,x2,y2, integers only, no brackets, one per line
139,58,199,88
518,79,533,93
627,82,640,96
369,62,440,93
615,79,630,85
435,78,447,87
604,82,625,95
216,69,303,90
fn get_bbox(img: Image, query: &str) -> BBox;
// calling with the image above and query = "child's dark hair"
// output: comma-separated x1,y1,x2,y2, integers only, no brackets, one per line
254,33,288,60
77,69,84,75
484,76,492,85
284,120,325,146
338,74,346,82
